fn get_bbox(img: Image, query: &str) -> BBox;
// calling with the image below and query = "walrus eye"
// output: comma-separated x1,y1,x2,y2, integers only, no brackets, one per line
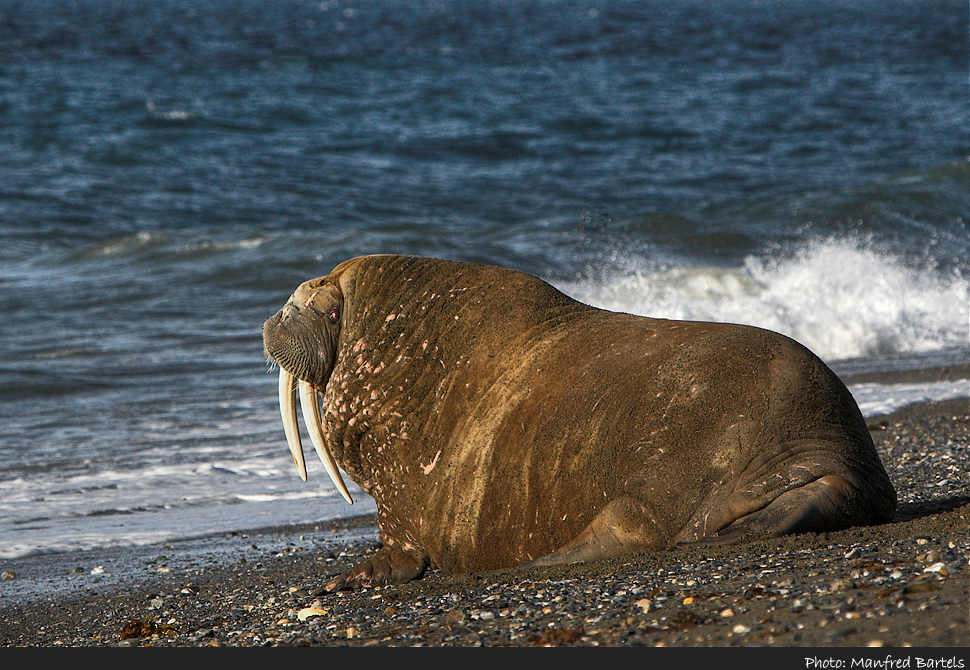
328,309,340,325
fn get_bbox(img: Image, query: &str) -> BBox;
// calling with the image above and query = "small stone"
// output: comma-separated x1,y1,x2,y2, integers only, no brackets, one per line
720,608,735,617
832,578,853,592
1,571,14,580
297,607,327,621
732,624,750,634
346,626,358,639
902,581,939,594
682,596,695,605
635,598,652,613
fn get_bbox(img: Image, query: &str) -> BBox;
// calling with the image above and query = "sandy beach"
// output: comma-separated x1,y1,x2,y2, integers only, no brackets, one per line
1,394,967,649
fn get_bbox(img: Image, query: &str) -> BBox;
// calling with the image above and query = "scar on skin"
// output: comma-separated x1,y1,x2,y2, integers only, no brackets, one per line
421,449,442,475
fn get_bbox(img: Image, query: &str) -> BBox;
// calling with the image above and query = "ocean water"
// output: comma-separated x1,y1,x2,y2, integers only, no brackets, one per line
0,0,967,559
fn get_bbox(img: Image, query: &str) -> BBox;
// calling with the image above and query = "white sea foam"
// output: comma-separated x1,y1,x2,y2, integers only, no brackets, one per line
850,380,969,418
0,452,370,558
558,237,969,363
0,496,378,559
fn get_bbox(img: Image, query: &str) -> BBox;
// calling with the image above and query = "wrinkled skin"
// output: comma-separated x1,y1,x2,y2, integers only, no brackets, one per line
262,255,897,592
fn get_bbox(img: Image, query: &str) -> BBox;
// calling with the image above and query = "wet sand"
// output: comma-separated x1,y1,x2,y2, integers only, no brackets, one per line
1,397,967,649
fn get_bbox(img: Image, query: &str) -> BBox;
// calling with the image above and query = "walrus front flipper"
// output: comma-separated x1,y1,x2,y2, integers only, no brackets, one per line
683,474,879,548
522,498,668,568
318,545,430,593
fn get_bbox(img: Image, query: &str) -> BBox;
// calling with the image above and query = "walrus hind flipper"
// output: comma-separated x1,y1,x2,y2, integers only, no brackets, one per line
316,545,430,593
522,498,668,568
681,474,871,549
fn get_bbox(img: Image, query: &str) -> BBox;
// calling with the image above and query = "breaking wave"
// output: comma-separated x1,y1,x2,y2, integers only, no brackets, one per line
559,236,969,362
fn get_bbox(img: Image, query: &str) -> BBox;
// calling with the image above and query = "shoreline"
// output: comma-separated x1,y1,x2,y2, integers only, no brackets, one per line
1,397,967,647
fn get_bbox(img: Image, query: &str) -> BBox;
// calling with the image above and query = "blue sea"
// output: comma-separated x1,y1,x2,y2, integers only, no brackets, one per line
1,0,967,559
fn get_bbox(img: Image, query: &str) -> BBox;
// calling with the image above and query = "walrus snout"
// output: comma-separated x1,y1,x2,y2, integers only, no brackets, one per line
262,307,318,383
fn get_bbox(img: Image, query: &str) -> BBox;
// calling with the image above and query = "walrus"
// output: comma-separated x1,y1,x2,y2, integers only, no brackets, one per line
262,254,896,591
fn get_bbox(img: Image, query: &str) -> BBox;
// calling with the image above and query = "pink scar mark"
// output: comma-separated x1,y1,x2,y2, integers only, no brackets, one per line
420,450,442,475
302,290,319,308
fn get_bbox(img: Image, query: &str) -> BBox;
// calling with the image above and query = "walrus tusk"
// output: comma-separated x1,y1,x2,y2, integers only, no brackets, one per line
299,379,354,505
278,368,307,482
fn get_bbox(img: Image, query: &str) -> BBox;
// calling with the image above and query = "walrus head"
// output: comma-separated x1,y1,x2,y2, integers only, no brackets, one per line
262,276,353,504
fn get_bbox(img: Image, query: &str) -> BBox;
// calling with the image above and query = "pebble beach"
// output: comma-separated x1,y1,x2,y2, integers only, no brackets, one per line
1,394,967,649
